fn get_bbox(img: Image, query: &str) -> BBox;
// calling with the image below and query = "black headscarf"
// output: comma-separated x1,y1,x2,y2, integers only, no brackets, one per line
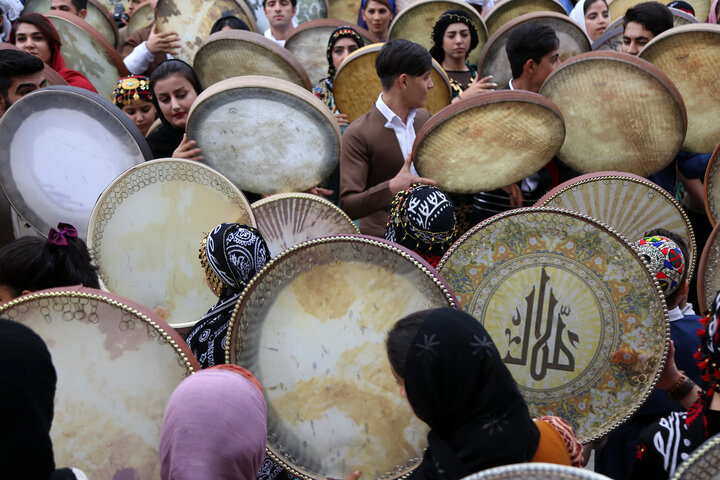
429,10,479,64
404,308,540,479
0,318,58,478
146,59,203,159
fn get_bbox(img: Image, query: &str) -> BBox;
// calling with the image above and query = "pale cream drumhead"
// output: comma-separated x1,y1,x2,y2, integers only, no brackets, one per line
484,0,566,36
536,171,697,282
413,91,565,193
251,193,359,257
327,0,363,25
46,11,128,99
186,76,341,195
704,143,720,225
127,2,154,35
227,235,457,480
640,24,720,154
193,30,311,89
284,19,377,87
539,51,687,177
438,208,669,442
244,0,329,36
479,12,590,90
333,43,452,123
673,433,720,480
698,221,720,312
0,287,199,478
0,86,150,239
388,0,488,66
0,43,67,86
463,463,615,480
87,159,255,329
154,0,256,63
23,0,120,47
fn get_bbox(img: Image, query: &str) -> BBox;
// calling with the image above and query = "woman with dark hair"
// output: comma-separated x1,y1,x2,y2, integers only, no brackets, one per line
429,10,495,100
10,13,97,92
357,0,395,41
147,59,203,159
385,308,584,479
210,15,250,34
569,0,610,42
0,223,100,304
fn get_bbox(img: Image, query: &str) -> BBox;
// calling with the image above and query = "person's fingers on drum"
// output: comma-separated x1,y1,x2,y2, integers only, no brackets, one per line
341,470,361,480
334,112,349,127
307,187,334,198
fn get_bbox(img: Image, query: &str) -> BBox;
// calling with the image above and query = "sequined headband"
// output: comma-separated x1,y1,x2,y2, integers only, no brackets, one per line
431,12,477,43
113,75,153,107
199,233,226,298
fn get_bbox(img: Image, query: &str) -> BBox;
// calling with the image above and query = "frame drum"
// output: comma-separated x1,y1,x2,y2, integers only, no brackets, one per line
127,2,154,35
0,85,150,239
698,219,720,312
639,24,720,154
704,143,720,225
483,0,566,36
227,235,457,480
0,42,67,86
388,0,488,67
438,208,669,443
333,43,452,123
155,0,256,64
327,0,362,24
413,91,565,193
478,12,590,90
0,286,200,478
610,0,711,26
672,433,720,479
46,11,129,99
88,159,255,329
186,76,341,195
591,25,623,52
462,463,614,480
539,51,686,177
244,0,329,37
23,0,120,47
284,19,378,87
536,172,697,282
251,193,359,257
193,30,312,90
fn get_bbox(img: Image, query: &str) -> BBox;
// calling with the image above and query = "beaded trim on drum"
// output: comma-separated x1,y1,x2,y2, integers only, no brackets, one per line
199,233,225,298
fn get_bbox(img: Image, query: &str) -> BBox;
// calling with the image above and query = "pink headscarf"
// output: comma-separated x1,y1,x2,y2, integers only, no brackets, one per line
709,0,719,22
159,366,267,480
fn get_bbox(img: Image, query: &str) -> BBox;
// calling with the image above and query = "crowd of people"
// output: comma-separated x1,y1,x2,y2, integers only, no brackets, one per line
0,0,719,477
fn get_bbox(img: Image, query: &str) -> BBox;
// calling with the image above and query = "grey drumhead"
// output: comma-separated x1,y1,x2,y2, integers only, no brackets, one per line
672,433,720,479
462,462,613,479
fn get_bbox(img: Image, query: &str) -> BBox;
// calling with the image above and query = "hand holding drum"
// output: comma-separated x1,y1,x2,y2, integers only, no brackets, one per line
146,24,180,56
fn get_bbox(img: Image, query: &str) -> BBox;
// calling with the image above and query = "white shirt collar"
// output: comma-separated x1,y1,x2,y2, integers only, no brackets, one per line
508,78,515,90
375,93,416,128
668,306,684,322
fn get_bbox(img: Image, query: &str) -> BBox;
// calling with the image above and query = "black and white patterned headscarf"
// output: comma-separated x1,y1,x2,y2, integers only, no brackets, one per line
187,224,270,368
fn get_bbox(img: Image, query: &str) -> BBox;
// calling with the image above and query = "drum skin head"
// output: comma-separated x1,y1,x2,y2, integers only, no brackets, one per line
186,76,341,195
704,143,720,226
193,30,312,90
333,43,452,123
251,193,359,257
327,0,363,25
23,0,119,48
484,0,566,36
479,12,590,90
155,0,256,63
388,0,488,66
640,24,720,154
413,90,565,193
698,202,720,313
539,51,687,177
0,286,199,478
285,19,377,87
227,235,457,480
673,433,720,479
463,462,615,480
127,2,154,35
537,171,697,283
438,207,669,443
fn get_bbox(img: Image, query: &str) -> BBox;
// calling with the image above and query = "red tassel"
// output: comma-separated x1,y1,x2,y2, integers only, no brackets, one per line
636,444,646,460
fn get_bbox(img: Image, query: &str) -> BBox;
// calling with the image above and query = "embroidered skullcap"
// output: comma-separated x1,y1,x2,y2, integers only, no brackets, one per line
636,235,684,297
326,26,364,79
113,75,153,107
429,9,479,63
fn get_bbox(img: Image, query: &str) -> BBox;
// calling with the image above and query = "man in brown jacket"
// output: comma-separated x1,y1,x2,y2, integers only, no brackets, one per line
339,39,436,237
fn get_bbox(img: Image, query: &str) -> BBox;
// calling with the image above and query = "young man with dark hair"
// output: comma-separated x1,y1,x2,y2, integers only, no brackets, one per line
622,1,673,55
50,0,87,19
0,49,46,117
263,0,297,46
339,39,436,237
504,23,559,92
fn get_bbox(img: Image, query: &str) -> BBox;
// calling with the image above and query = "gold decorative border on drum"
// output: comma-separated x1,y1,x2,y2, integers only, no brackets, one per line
413,90,565,193
672,433,720,480
0,287,198,479
697,221,720,313
478,12,590,90
388,0,488,67
226,235,457,480
193,30,312,90
333,43,453,123
437,207,669,443
462,462,614,480
88,159,255,329
155,0,257,63
251,193,360,257
639,24,720,154
483,0,566,36
186,76,341,195
539,51,687,177
704,142,720,226
536,171,697,286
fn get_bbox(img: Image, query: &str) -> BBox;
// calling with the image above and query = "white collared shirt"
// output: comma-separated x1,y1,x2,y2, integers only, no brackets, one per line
507,77,543,192
668,306,684,322
264,28,286,46
375,93,419,175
